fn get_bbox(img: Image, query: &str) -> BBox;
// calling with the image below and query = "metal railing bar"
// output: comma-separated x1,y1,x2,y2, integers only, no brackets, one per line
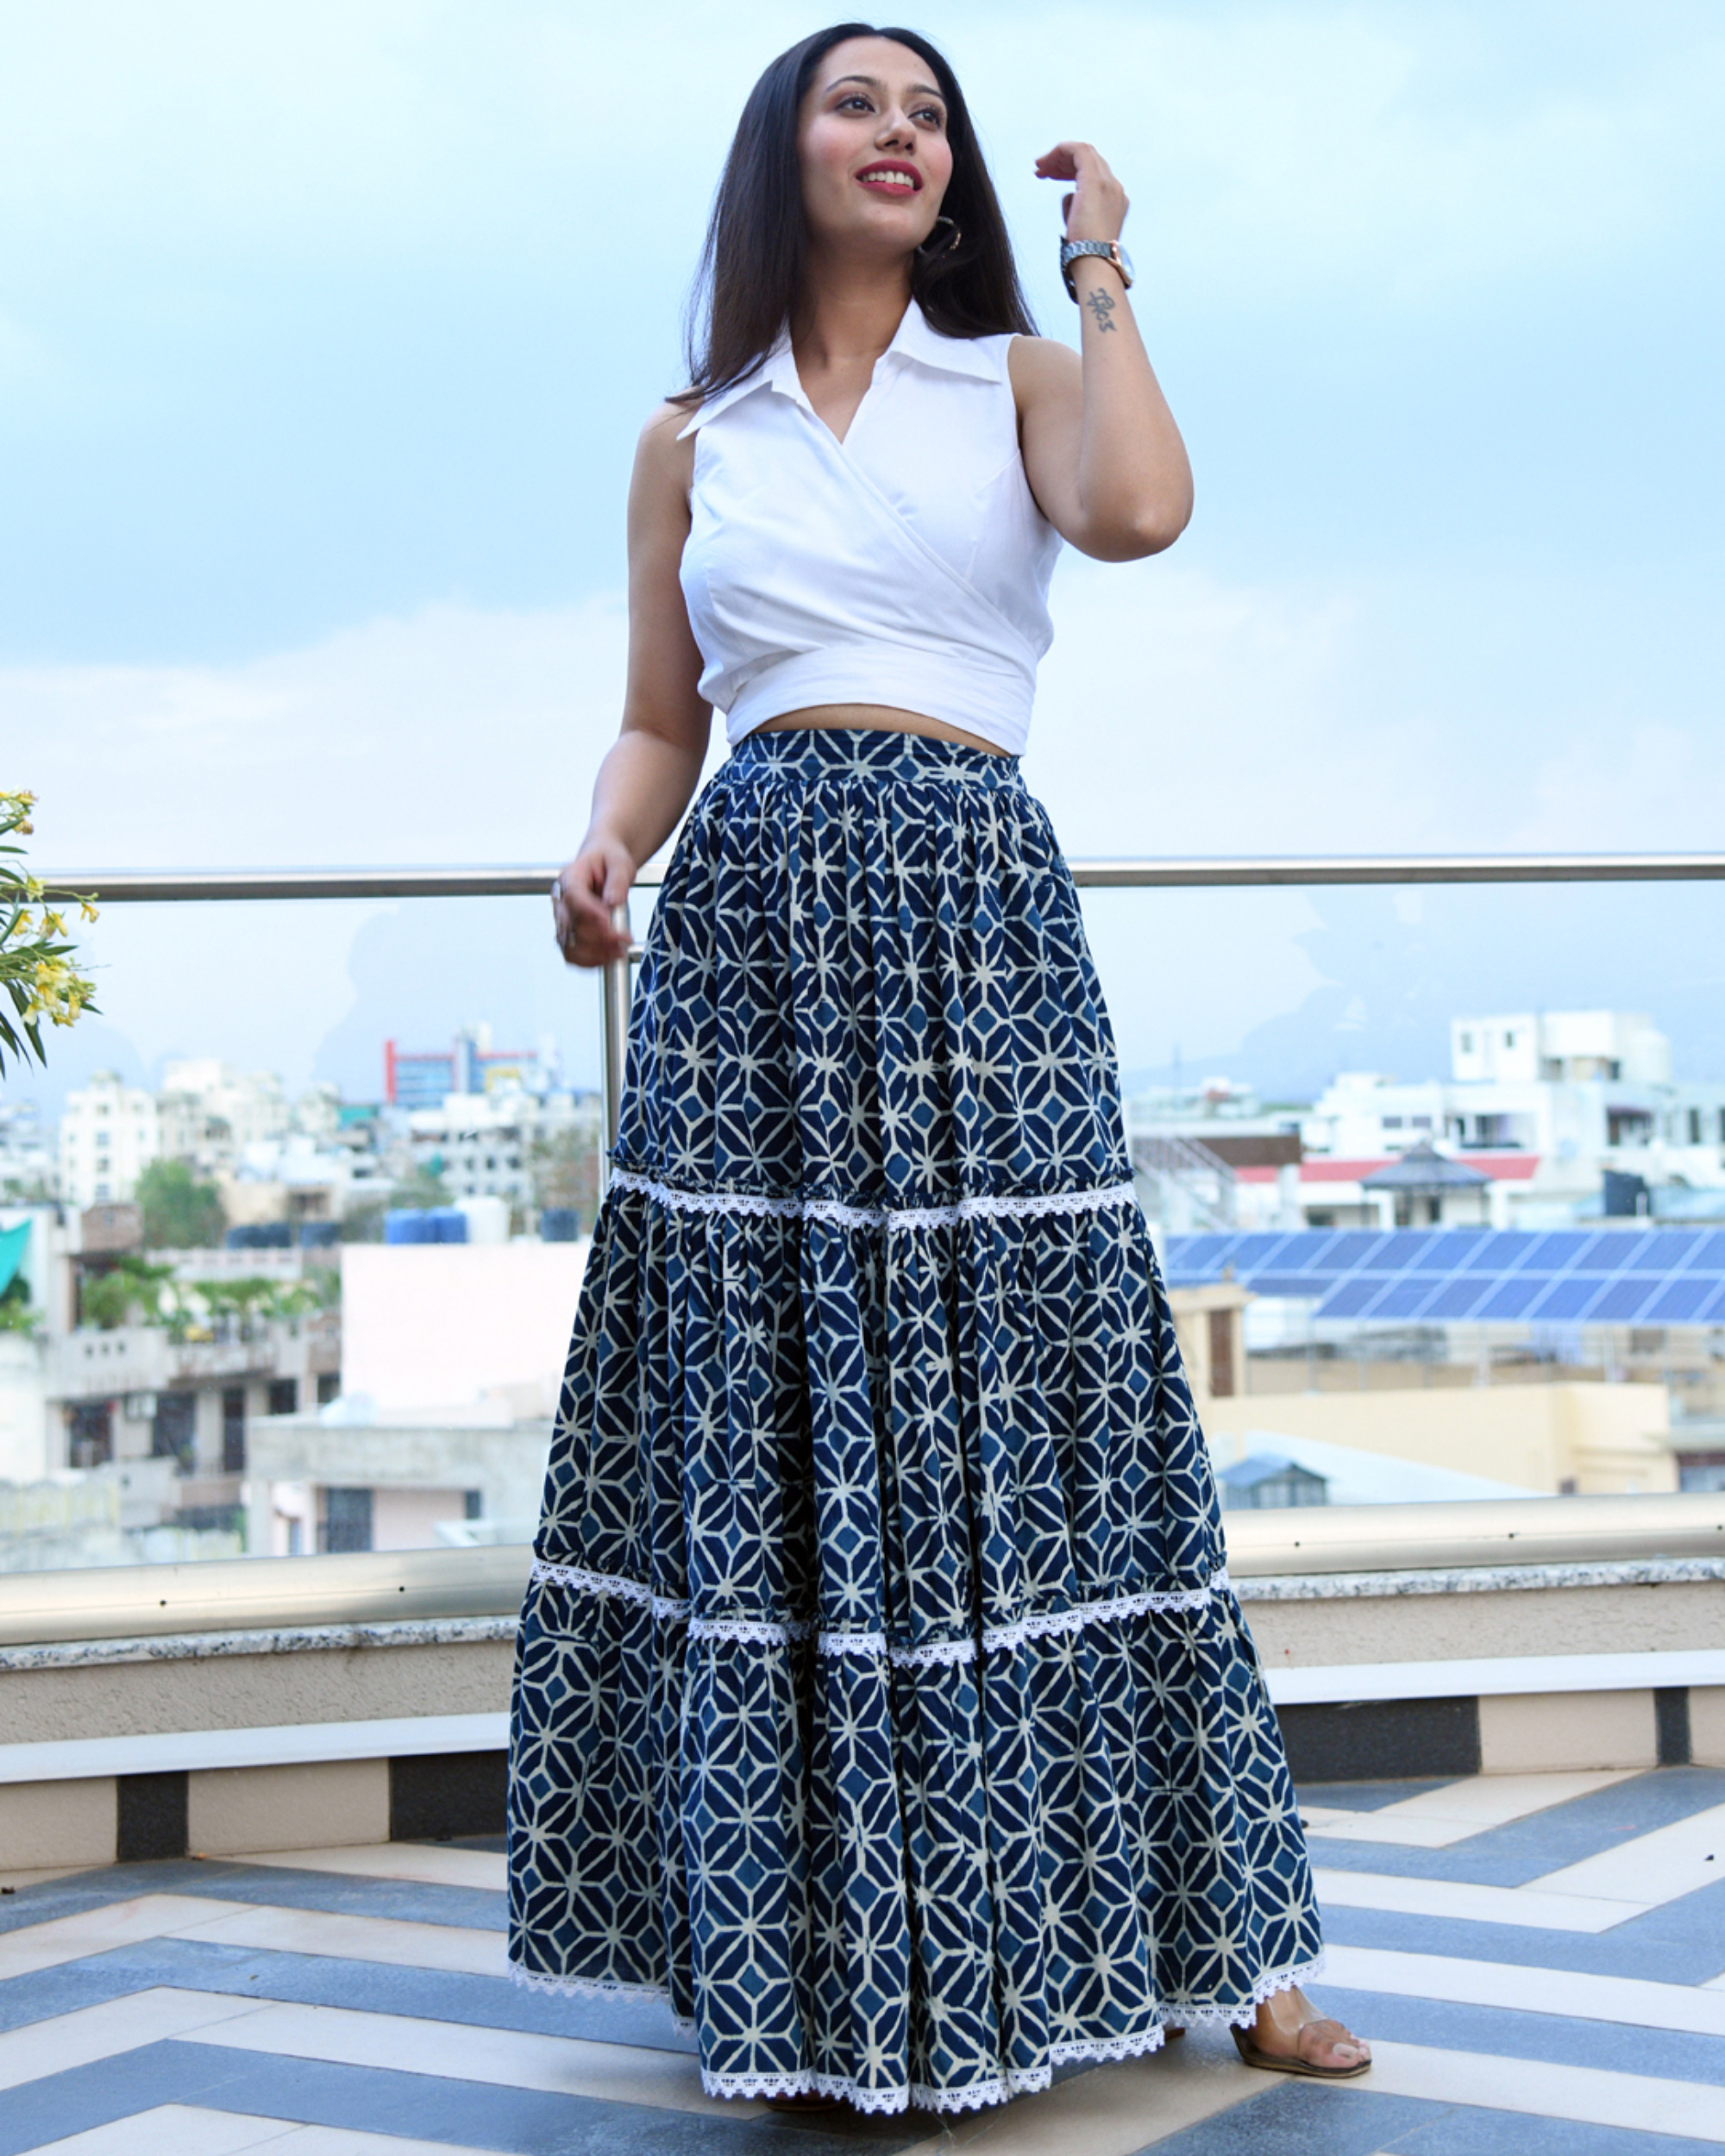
3,1493,1722,1644
36,852,1725,902
44,851,1725,1175
35,867,578,903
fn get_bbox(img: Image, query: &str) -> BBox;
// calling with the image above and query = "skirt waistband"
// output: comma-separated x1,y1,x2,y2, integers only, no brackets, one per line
721,724,1023,790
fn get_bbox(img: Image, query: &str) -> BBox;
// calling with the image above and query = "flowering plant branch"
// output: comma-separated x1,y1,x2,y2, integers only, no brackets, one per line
1,790,97,1074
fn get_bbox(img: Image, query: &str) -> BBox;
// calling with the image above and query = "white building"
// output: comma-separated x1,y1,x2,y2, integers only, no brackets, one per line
58,1073,161,1206
219,1131,392,1229
0,1205,342,1569
1295,1011,1725,1229
405,1087,601,1211
0,1103,57,1200
155,1060,292,1179
247,1238,589,1556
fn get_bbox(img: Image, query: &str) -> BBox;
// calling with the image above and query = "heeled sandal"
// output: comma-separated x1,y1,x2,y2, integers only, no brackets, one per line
1230,2017,1371,2079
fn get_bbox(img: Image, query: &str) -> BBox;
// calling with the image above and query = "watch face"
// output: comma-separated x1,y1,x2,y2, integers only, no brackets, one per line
1115,244,1135,282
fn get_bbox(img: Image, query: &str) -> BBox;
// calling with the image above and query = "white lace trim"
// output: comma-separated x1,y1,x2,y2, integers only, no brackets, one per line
505,1954,1322,2109
507,1962,694,2029
530,1559,1229,1669
982,1576,1224,1653
505,1955,1319,2060
609,1166,1138,1233
703,2061,1041,2114
1155,1951,1327,2029
689,1614,803,1649
530,1559,691,1623
1051,2027,1169,2068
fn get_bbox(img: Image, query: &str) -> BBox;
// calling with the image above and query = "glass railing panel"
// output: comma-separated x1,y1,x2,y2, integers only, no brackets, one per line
3,892,607,1573
1076,871,1725,1513
4,864,1724,1579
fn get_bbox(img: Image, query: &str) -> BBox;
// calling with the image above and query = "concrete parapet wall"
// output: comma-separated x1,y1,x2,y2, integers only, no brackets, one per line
0,1635,513,1748
187,1758,390,1856
1243,1576,1722,1673
0,1776,115,1870
1477,1689,1659,1774
1,1557,1720,1873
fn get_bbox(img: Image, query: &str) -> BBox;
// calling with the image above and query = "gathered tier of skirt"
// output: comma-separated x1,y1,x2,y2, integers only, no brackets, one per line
506,724,1324,2115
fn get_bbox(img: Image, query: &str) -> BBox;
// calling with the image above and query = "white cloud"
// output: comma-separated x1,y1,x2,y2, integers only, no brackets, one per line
9,546,1723,1105
972,4,1725,312
4,1,1719,306
1028,554,1405,856
6,594,653,868
1516,718,1725,853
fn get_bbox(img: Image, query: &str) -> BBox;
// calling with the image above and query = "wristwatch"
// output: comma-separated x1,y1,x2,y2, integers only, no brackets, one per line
1060,238,1133,302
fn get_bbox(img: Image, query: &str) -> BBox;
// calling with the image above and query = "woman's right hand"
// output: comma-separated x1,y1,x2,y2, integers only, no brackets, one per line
551,833,637,968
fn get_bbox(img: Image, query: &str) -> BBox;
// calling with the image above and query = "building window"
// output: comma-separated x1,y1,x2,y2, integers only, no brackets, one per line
1503,1031,1516,1048
1459,1032,1473,1053
267,1377,298,1416
1689,1108,1703,1144
464,1489,483,1520
152,1391,197,1473
222,1385,247,1473
1208,1308,1236,1398
1382,1116,1403,1130
66,1400,114,1469
316,1372,341,1406
321,1486,373,1552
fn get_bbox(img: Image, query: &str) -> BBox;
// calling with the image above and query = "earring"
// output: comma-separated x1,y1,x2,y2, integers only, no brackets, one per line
916,215,962,258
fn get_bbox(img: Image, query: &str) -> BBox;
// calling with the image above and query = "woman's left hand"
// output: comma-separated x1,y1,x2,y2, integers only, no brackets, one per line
1033,141,1128,244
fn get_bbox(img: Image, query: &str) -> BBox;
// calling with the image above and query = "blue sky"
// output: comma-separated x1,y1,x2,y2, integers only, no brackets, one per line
5,0,1725,1111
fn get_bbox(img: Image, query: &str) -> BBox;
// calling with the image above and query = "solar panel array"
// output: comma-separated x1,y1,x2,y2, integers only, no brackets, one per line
1160,1226,1725,1327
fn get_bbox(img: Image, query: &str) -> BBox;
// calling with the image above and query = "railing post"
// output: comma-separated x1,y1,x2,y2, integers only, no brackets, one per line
597,899,633,1200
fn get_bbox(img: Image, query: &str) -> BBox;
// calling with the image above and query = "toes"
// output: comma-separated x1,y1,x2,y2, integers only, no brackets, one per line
1299,2017,1371,2068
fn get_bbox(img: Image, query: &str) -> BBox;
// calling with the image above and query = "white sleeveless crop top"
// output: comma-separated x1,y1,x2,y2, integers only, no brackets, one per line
676,301,1062,756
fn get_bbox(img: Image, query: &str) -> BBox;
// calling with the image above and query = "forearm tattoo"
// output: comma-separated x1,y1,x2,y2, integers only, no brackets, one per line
1083,285,1119,333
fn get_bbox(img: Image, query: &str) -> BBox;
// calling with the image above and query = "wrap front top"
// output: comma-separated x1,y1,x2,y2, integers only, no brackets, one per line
676,300,1062,757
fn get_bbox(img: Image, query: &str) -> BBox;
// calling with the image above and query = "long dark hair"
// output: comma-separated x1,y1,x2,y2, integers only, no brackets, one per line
675,23,1035,407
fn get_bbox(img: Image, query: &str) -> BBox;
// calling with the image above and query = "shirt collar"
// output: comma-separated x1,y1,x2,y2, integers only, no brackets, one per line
675,302,1003,436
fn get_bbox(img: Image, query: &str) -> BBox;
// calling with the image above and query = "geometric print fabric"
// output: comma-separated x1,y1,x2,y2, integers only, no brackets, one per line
506,725,1324,2114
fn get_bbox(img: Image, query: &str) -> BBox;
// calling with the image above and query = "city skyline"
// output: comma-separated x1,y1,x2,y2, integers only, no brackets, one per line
4,2,1723,1107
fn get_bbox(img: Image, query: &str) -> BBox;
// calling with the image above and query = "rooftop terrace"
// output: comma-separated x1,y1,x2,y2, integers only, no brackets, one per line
3,1763,1722,2155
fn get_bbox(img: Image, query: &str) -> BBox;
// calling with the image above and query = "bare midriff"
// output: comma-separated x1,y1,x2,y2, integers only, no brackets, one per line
752,703,1012,757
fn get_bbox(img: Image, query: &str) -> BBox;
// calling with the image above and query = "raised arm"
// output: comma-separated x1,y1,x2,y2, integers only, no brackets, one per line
1010,141,1193,562
551,404,711,967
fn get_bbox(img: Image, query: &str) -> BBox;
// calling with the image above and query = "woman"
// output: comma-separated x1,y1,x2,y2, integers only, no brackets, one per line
508,21,1370,2115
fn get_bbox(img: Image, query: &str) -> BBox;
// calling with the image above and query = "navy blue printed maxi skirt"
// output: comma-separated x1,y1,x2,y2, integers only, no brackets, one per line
507,724,1323,2115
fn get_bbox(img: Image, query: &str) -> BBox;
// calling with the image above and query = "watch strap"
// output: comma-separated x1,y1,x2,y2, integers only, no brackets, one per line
1060,239,1131,300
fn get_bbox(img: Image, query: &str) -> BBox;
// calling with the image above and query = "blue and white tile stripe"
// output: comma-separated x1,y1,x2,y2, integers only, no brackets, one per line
0,1765,1723,2152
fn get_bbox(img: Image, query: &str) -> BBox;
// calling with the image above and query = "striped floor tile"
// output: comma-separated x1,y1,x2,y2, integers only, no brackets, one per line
1,1772,1723,2153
